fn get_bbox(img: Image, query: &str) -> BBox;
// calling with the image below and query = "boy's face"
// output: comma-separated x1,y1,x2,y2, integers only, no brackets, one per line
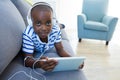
31,8,52,39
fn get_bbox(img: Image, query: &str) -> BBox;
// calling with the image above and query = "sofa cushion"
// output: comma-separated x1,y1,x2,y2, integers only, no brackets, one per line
61,29,69,41
0,0,25,74
84,21,109,31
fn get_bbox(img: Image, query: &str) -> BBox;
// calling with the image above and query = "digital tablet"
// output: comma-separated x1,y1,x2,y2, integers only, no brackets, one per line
49,57,86,72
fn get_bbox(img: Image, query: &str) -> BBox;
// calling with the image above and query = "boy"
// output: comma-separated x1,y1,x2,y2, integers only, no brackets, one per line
22,2,83,71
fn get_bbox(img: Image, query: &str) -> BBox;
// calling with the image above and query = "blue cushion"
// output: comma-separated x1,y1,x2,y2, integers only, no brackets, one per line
84,21,108,31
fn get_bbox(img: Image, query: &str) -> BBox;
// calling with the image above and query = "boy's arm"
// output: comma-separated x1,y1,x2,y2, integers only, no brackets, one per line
23,53,41,68
55,42,71,57
23,53,58,71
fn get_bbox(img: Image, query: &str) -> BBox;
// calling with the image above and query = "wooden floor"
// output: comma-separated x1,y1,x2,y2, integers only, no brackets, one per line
65,22,120,80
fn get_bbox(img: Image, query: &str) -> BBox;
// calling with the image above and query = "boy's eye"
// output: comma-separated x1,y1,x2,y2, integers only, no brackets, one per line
46,21,52,26
36,21,41,26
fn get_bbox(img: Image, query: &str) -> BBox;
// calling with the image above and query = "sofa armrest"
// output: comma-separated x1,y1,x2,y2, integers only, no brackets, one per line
102,16,118,40
11,0,31,26
0,1,25,74
77,14,87,37
102,16,118,27
77,14,87,30
77,13,87,24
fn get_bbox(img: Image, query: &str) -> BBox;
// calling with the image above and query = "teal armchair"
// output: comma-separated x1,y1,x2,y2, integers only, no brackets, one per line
77,0,118,45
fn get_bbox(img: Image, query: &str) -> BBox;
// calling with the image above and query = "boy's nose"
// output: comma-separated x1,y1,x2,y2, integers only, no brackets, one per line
41,25,47,30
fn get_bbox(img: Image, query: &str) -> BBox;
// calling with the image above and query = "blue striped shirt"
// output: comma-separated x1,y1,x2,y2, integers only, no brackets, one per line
22,24,61,54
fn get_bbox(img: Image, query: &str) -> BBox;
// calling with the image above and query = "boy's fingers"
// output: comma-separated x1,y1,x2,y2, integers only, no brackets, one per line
79,62,84,69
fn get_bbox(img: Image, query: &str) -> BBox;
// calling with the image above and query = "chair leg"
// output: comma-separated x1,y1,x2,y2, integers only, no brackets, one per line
79,38,82,42
106,41,109,45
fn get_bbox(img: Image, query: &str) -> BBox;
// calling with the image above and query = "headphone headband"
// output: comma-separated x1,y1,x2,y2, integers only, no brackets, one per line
32,2,53,11
33,2,50,6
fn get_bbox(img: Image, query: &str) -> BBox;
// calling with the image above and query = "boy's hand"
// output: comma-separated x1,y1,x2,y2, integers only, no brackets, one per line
38,57,58,71
79,62,84,69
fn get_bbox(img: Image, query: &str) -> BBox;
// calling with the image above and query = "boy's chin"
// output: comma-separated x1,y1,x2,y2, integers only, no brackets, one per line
40,36,47,39
39,35,48,39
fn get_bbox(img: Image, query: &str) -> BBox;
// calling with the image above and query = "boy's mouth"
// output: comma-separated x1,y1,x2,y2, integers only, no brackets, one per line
39,32,48,38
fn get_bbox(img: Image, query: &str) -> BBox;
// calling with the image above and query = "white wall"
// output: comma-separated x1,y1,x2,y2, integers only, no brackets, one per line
108,0,120,18
56,0,83,29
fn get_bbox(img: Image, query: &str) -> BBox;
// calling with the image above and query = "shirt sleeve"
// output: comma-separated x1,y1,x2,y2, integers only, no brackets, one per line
22,33,34,54
55,30,62,43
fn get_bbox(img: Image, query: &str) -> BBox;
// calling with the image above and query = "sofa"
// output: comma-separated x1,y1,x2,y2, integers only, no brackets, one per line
0,0,87,80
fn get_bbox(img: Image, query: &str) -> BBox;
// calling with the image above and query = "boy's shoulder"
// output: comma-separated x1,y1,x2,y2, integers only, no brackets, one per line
23,25,34,36
52,24,60,32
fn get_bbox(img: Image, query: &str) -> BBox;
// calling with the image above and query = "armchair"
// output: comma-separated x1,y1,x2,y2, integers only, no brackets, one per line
77,0,118,45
